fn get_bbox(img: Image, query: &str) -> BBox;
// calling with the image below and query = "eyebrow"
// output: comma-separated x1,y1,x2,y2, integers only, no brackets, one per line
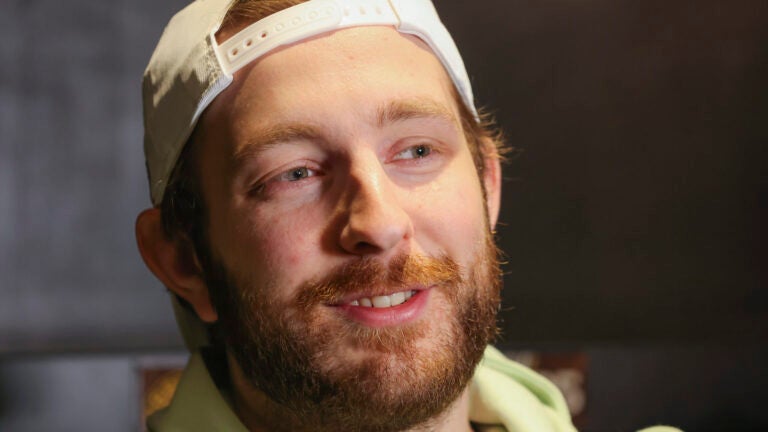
231,98,458,169
375,98,459,129
232,123,322,170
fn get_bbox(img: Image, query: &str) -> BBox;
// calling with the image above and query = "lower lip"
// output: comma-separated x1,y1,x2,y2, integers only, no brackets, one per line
333,289,431,328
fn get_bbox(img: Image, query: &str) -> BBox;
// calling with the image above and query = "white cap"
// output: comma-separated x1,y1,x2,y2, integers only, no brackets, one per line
142,0,477,206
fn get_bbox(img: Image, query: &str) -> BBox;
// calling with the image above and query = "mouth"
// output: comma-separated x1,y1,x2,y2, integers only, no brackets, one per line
345,290,417,308
330,288,431,328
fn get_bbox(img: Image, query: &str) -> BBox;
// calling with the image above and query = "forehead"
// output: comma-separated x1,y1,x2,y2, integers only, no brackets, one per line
201,26,459,137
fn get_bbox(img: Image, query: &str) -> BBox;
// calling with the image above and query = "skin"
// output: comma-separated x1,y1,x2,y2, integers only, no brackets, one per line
136,26,502,431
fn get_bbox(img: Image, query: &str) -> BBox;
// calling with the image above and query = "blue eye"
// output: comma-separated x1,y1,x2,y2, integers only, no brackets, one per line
394,144,432,160
248,163,321,199
283,166,311,181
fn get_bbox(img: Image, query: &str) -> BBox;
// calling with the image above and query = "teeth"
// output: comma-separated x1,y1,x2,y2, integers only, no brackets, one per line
348,290,415,308
390,291,405,305
371,295,391,308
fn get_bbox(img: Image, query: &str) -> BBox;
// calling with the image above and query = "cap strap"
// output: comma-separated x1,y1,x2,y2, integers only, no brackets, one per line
216,0,399,76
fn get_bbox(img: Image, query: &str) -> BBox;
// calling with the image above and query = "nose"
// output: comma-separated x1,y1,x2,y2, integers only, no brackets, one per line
337,161,413,256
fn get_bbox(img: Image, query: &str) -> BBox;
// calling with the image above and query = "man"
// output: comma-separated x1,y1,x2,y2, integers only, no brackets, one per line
135,0,575,430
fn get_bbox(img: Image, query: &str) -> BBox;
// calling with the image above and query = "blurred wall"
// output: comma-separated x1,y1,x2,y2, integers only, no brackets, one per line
1,0,766,430
463,0,768,345
1,0,189,352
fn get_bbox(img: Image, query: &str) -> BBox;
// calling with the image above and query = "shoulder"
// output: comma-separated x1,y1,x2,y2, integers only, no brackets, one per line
469,346,577,432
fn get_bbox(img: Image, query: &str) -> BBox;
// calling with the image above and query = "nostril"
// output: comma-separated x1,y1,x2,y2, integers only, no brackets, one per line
352,241,382,256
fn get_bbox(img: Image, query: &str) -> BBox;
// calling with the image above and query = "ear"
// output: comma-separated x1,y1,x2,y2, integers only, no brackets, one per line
135,208,218,323
481,138,503,229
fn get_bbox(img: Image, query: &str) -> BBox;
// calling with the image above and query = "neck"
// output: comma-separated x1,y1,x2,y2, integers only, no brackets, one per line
226,351,474,432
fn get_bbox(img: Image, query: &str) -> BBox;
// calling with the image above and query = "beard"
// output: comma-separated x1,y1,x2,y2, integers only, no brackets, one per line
201,233,502,432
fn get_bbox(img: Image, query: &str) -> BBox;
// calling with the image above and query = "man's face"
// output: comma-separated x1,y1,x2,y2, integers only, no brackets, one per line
193,26,501,431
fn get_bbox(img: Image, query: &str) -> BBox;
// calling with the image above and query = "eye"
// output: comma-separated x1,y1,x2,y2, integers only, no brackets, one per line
278,166,315,182
392,144,432,161
249,164,320,198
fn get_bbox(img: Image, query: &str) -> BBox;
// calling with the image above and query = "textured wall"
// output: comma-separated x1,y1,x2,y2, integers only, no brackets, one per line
446,0,768,344
0,0,189,352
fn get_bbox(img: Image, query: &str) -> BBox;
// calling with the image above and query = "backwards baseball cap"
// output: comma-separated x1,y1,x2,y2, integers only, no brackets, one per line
142,0,477,206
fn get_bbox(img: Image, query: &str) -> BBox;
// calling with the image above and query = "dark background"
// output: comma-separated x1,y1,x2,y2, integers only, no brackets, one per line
1,0,766,430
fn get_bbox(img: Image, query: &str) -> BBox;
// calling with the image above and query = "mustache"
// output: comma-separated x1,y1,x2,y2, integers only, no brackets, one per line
296,254,463,308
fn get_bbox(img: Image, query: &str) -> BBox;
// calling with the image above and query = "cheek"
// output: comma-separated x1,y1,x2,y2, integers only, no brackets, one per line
224,205,326,294
412,168,488,259
260,220,317,268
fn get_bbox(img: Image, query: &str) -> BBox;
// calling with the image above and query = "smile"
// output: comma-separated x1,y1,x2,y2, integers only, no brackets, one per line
333,289,431,328
347,290,416,308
